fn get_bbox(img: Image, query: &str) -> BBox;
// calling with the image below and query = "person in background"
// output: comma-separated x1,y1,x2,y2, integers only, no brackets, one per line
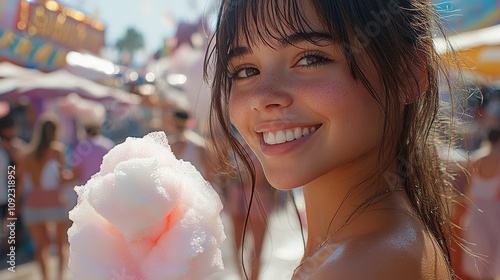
164,109,216,184
0,111,27,249
23,114,74,280
73,121,115,186
461,128,500,280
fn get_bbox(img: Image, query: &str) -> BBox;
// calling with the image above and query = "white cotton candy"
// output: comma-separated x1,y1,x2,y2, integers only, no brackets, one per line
68,131,225,280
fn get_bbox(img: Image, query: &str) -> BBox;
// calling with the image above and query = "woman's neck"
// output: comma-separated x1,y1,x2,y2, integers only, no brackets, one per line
301,162,400,257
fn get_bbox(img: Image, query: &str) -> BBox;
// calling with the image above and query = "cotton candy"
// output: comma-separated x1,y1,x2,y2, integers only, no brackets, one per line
68,131,225,280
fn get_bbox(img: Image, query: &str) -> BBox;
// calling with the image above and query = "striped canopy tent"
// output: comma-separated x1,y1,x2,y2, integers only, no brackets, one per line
435,24,500,81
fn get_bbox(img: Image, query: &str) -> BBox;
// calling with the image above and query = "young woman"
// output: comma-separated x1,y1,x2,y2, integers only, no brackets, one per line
204,0,458,279
23,114,74,280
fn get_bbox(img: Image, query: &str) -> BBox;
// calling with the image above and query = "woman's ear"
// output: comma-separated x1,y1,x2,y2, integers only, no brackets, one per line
401,53,429,105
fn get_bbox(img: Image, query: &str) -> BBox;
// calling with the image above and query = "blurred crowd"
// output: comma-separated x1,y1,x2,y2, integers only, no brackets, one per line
445,81,500,280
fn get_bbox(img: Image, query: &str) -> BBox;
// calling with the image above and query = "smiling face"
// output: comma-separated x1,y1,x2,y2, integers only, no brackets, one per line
226,2,388,190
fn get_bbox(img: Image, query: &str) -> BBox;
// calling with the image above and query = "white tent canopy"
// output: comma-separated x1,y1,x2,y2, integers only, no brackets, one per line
148,45,211,132
434,24,500,79
0,62,43,79
435,24,500,54
0,68,140,105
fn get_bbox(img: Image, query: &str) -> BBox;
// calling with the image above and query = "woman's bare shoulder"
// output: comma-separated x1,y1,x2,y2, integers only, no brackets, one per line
311,215,451,279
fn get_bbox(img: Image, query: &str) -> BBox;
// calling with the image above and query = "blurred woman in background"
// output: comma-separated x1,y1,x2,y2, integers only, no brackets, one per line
462,128,500,280
23,114,74,280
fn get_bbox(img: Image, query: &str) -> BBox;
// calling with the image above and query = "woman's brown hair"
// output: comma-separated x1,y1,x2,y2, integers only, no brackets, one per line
29,114,59,160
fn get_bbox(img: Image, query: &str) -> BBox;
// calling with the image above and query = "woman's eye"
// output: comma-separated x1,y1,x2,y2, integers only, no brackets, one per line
296,53,330,67
234,67,260,79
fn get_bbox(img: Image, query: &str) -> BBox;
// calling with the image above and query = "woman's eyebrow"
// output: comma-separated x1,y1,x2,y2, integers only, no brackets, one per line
279,32,335,47
227,32,335,62
228,46,252,62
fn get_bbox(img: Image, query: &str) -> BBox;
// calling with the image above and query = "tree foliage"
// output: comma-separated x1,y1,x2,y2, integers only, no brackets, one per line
116,27,144,64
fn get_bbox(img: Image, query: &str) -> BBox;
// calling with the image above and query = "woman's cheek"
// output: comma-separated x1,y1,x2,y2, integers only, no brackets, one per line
228,93,247,132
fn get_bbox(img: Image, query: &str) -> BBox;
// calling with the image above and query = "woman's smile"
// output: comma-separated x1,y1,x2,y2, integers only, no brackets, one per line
258,124,322,156
262,125,319,145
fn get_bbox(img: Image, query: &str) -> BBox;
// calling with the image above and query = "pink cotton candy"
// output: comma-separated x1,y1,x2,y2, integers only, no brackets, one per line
68,132,225,280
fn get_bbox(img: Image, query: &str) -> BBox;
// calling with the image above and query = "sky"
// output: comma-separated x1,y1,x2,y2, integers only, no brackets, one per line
58,0,216,58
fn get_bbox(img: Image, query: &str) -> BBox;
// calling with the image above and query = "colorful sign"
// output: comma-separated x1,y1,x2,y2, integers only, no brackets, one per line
15,0,105,54
435,0,500,32
0,0,105,70
0,27,67,70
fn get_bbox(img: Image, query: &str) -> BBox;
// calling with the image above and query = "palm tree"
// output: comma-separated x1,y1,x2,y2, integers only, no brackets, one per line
116,27,144,65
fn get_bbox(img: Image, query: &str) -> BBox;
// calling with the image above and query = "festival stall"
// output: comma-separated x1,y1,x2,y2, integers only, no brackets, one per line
0,0,143,146
0,0,104,71
146,21,212,134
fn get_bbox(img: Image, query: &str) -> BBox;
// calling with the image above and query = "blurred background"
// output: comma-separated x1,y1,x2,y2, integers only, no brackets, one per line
0,0,499,279
0,0,220,143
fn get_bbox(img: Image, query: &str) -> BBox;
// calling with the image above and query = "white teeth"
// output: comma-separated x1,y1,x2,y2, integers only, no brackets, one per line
275,131,286,144
263,126,318,145
294,127,302,139
267,132,276,144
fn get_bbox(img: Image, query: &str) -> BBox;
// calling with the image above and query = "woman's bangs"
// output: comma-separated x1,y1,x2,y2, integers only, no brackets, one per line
225,0,330,51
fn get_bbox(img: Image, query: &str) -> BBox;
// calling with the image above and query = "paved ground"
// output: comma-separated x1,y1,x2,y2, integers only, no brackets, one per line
0,203,304,280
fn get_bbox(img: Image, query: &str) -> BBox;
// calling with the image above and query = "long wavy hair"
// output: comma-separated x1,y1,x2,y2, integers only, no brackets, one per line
204,0,460,277
28,114,59,161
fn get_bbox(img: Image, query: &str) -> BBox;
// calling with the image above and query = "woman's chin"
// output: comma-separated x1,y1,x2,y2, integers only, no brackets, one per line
265,177,303,191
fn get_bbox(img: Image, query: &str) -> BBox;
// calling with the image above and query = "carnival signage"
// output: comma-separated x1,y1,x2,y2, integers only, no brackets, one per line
0,0,105,70
15,0,104,54
0,27,67,69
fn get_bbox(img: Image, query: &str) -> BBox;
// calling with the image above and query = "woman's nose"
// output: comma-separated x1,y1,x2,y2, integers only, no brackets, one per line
249,71,293,112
